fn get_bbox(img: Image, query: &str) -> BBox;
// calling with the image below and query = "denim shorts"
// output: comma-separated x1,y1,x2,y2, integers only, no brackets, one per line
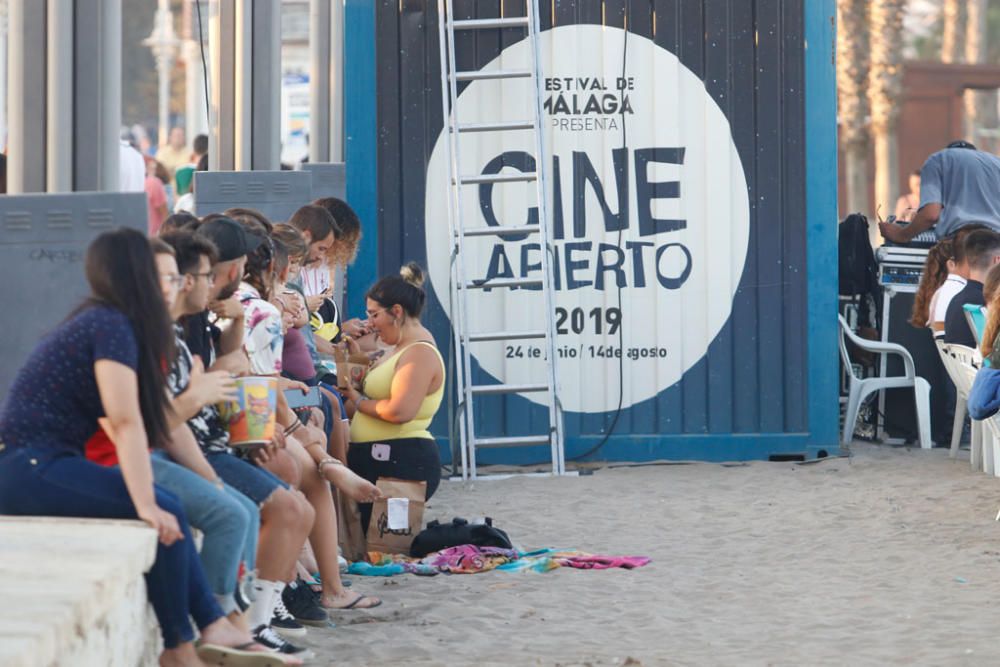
205,451,288,506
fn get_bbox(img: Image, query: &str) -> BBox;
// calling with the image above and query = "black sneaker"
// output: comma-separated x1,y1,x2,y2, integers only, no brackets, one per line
252,624,315,660
234,583,250,613
269,596,307,638
283,580,331,627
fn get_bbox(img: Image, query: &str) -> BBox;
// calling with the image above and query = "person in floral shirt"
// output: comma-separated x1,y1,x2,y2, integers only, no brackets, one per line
231,214,384,612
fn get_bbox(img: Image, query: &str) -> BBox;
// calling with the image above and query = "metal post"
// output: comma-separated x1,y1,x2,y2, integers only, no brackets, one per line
309,0,331,164
251,0,281,170
0,0,9,154
8,0,47,193
74,0,121,191
183,36,209,138
47,0,73,192
330,0,343,161
233,0,252,170
209,0,236,170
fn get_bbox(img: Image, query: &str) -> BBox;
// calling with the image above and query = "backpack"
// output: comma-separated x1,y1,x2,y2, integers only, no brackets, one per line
838,213,878,297
838,213,881,328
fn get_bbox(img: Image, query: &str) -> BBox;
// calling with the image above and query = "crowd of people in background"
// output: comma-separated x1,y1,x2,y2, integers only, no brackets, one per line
120,126,210,235
0,190,446,666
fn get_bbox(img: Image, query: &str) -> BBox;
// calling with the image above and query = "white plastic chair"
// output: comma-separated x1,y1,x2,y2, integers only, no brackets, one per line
935,339,968,457
946,344,988,472
838,315,932,448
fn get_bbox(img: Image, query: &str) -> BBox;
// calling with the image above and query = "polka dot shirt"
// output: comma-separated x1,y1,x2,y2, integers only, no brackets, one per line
0,306,139,454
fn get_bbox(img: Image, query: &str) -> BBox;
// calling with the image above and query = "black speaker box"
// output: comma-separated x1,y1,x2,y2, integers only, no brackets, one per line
881,291,953,444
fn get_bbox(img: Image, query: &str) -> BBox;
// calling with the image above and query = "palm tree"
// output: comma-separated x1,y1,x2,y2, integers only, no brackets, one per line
837,0,871,218
964,0,996,151
868,0,907,237
941,0,966,64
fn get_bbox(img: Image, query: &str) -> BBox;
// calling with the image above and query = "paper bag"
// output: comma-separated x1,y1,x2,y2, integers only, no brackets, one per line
336,489,368,563
366,477,426,554
334,345,371,392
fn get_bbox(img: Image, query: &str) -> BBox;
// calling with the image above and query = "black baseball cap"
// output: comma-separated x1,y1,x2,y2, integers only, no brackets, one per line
196,215,262,262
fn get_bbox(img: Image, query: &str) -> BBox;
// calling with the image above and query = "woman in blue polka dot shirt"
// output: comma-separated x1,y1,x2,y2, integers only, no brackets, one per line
0,228,277,666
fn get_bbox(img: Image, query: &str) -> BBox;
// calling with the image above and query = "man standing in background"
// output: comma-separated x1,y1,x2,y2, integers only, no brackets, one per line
880,142,1000,243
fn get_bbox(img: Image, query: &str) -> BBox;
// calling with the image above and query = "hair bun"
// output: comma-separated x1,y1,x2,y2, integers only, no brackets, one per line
400,262,425,288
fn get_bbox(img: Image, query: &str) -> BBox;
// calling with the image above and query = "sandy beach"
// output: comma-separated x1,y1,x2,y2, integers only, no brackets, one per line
300,444,1000,666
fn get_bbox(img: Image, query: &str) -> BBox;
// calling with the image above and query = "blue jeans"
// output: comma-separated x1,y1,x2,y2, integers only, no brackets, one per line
0,446,223,648
151,451,259,613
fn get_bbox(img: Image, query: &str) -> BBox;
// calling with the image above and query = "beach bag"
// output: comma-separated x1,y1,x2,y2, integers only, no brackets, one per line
366,478,426,554
310,298,343,342
409,517,513,558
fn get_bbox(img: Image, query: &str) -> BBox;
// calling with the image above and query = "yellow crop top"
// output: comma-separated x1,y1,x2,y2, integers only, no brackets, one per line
349,341,445,442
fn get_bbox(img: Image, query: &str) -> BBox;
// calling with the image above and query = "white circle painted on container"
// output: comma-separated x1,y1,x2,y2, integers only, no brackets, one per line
424,24,750,414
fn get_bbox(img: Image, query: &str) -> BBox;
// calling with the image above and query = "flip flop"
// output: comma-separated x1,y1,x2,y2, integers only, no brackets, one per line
197,642,299,666
330,593,382,610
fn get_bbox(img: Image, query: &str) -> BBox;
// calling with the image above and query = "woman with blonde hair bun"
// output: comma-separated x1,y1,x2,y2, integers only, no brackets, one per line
339,263,445,531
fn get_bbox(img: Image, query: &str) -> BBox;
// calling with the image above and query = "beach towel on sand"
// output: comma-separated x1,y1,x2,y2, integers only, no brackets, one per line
346,545,650,577
969,367,1000,420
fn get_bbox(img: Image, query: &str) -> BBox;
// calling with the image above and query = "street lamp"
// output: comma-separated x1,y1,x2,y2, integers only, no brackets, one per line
143,0,180,150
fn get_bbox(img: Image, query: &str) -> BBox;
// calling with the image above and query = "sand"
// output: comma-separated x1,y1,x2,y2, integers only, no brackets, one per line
300,443,1000,666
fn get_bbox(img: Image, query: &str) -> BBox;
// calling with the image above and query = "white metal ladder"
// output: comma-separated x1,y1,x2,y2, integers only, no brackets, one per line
435,0,565,480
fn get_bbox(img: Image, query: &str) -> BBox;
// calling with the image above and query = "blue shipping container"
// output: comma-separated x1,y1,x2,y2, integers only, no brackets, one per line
343,0,839,463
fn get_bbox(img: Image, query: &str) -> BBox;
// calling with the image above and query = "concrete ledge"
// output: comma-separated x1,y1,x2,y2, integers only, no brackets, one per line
0,517,160,667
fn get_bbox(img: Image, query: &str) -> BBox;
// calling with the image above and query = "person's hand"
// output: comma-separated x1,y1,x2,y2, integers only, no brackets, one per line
305,287,333,312
137,503,184,546
339,381,361,405
343,335,362,356
188,357,238,406
879,221,908,243
342,318,369,338
209,295,245,320
251,429,285,464
278,378,310,394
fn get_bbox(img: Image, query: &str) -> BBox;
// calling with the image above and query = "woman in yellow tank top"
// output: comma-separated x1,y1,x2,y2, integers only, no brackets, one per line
340,263,445,531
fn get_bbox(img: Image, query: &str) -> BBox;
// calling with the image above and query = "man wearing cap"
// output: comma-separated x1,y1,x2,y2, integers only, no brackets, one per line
881,141,1000,243
183,214,260,373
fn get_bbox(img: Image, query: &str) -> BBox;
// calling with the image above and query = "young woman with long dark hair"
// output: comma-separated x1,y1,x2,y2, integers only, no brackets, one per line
0,229,282,667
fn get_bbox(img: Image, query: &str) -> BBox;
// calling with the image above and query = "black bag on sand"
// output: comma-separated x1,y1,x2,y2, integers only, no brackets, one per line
409,517,513,558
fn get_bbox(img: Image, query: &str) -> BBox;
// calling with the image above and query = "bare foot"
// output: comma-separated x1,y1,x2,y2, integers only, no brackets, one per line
322,463,381,503
160,643,209,667
199,617,267,652
227,609,250,633
321,588,382,610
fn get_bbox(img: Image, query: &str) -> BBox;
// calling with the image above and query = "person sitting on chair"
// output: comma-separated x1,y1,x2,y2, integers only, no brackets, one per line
944,229,1000,347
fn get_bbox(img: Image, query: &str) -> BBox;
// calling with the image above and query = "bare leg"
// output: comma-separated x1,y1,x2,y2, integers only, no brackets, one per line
299,539,319,574
284,437,381,608
256,487,313,585
226,609,249,633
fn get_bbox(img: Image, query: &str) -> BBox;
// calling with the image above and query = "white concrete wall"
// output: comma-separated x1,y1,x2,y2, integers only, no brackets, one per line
0,517,160,667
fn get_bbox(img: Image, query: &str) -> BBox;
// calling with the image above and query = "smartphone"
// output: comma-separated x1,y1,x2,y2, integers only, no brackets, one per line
284,386,322,410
